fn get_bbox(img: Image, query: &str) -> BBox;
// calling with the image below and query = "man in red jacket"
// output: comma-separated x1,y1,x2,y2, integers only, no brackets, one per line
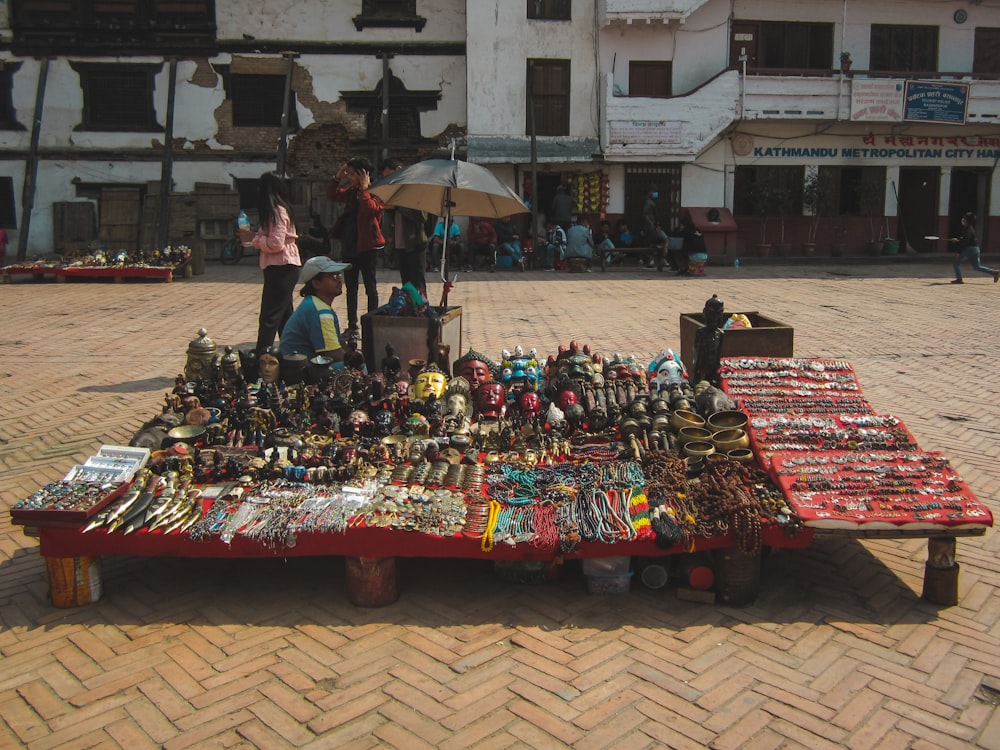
327,156,385,338
467,218,498,272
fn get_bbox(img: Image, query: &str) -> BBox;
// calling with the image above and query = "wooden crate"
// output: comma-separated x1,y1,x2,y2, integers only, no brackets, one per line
679,311,794,373
361,306,463,376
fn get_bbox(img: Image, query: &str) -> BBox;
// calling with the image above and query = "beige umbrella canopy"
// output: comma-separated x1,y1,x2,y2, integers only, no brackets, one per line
370,159,529,285
370,158,528,219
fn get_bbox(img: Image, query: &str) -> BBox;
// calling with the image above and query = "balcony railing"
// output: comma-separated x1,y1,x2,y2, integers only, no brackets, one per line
743,71,1000,123
599,0,710,26
601,68,1000,159
600,70,739,159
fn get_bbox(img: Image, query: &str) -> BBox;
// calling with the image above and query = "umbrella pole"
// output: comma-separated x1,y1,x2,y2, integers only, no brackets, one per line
440,208,450,284
439,191,458,307
439,188,454,284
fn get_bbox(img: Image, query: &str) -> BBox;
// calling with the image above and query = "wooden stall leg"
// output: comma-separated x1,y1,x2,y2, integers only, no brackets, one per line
345,556,399,608
922,537,959,606
45,555,102,608
711,548,760,606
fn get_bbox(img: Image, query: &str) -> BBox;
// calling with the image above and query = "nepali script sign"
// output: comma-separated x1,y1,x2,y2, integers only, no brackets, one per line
903,81,969,125
608,120,682,145
851,79,969,124
851,80,905,122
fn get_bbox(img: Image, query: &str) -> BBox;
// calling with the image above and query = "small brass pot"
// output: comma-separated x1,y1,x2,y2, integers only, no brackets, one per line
707,410,749,434
685,456,705,474
713,428,750,453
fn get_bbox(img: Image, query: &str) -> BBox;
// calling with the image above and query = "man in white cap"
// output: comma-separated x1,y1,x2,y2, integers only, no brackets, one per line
279,256,352,363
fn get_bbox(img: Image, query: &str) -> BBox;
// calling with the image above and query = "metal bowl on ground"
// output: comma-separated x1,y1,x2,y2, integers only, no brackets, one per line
670,408,706,432
713,428,750,453
677,426,713,446
682,440,716,458
727,448,755,464
707,410,749,434
165,424,206,447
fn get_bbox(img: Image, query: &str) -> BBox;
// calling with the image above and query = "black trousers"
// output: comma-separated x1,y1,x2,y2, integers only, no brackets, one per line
397,245,428,297
344,250,379,328
256,263,300,354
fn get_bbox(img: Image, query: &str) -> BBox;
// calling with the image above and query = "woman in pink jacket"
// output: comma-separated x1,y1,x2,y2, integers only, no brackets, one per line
240,172,302,355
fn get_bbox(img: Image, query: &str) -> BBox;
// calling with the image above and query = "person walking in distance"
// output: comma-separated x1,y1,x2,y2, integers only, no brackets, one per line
240,172,302,356
549,183,575,231
949,212,999,284
639,184,660,268
327,157,385,338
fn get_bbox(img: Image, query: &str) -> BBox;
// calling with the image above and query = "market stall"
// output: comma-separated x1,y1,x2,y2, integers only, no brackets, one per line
10,297,991,610
1,246,190,284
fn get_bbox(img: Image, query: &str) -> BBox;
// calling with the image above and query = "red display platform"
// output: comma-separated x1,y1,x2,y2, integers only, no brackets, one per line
2,262,186,283
35,523,813,561
719,357,994,539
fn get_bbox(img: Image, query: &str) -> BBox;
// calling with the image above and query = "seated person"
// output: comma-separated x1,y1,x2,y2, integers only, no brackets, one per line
278,256,351,364
565,220,596,271
675,216,706,275
615,219,633,248
494,216,523,264
594,219,616,252
541,221,567,270
605,219,633,266
467,217,498,271
428,217,465,273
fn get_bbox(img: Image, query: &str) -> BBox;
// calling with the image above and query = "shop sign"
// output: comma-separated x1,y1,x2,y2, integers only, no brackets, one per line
850,80,904,122
903,81,969,125
608,120,682,145
748,134,1000,161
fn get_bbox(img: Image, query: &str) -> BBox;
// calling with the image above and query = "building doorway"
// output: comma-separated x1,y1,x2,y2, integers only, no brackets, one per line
897,167,938,252
624,165,681,239
948,168,990,246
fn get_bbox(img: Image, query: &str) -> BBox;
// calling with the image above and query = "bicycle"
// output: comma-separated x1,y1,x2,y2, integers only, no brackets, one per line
220,223,255,265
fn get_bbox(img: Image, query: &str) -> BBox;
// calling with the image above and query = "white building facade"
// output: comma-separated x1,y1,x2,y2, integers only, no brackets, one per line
1,1,999,259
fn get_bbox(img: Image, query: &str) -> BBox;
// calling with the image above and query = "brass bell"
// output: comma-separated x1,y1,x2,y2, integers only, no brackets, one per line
184,327,217,382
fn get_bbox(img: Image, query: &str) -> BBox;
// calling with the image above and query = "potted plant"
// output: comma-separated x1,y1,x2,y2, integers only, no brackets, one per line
840,51,853,73
856,177,886,255
802,169,834,256
748,183,775,259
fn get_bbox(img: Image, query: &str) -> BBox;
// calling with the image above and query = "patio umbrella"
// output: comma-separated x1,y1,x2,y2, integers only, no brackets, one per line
370,159,529,290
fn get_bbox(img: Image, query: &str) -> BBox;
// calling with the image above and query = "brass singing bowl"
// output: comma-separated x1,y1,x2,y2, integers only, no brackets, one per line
677,426,713,446
707,410,749,434
670,409,706,432
727,448,756,464
166,424,206,443
713,428,750,453
682,440,716,458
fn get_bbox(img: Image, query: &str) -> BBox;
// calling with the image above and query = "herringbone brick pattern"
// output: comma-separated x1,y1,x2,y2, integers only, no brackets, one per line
1,259,998,749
